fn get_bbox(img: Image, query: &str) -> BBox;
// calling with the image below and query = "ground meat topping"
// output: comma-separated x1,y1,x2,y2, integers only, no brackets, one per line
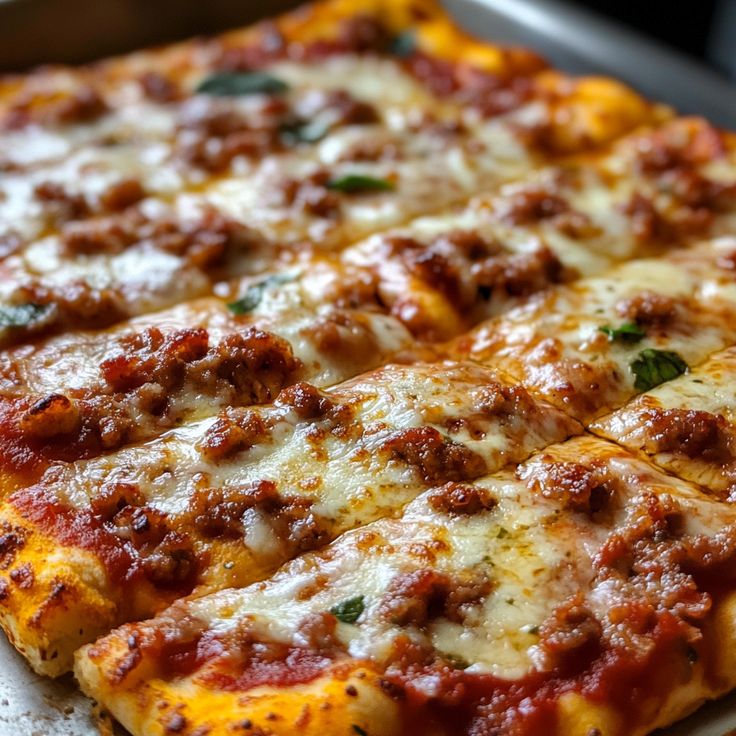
496,186,570,226
33,181,90,224
2,85,108,130
536,594,602,670
274,382,334,420
380,569,492,627
639,407,736,465
522,460,614,514
275,170,341,219
426,482,497,515
474,246,572,300
59,205,256,265
186,480,329,554
381,426,487,484
616,291,678,328
198,408,272,461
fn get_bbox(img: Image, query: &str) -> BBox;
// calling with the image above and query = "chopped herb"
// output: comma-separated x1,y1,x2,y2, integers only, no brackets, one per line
390,31,416,57
505,597,516,605
196,71,289,96
330,595,365,624
631,349,688,391
352,726,368,736
223,561,234,570
496,527,509,539
521,624,540,635
0,303,50,328
441,652,470,670
280,118,330,145
227,273,297,315
599,321,645,344
327,174,394,194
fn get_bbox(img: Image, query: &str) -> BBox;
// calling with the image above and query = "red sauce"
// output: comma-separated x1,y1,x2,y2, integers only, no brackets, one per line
151,626,334,691
9,486,197,597
386,612,691,735
200,646,333,691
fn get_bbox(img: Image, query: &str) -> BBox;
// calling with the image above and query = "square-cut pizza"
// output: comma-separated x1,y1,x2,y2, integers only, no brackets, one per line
1,0,736,734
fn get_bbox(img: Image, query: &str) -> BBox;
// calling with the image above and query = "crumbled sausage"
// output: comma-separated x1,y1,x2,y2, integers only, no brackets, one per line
427,482,496,515
523,460,614,514
640,408,736,465
198,408,271,461
616,291,677,327
382,426,487,483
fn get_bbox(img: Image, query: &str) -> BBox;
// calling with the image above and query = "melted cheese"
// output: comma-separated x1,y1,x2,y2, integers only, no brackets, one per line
454,239,736,421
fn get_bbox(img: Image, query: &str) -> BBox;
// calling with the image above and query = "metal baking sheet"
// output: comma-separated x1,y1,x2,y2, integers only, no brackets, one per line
1,1,735,734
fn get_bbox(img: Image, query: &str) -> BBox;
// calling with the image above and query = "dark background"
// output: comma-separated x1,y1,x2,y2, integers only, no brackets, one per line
572,0,735,79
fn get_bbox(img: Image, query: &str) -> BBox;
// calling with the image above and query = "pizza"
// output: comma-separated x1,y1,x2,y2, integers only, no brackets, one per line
0,0,735,734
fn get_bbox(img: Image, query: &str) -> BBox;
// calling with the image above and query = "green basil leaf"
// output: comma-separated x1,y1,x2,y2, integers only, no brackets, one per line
390,31,416,58
598,321,645,344
196,71,289,97
0,303,50,328
279,118,330,145
327,174,394,193
227,273,297,315
352,726,368,736
631,349,688,391
330,595,365,624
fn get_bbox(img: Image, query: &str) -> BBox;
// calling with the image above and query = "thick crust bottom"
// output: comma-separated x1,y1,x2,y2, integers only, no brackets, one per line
75,649,403,736
73,592,736,736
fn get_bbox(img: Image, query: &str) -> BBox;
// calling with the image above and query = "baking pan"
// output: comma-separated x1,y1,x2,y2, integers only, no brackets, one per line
0,1,735,734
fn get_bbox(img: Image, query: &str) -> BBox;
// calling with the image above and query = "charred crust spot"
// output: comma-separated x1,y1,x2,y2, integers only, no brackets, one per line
19,393,81,439
0,524,27,568
474,246,573,300
427,482,496,515
28,579,67,629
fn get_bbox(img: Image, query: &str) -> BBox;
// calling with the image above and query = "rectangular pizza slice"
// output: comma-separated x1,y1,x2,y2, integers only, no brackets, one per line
8,133,736,487
74,434,736,736
0,0,668,347
449,236,736,423
591,345,736,498
0,360,579,675
0,290,416,493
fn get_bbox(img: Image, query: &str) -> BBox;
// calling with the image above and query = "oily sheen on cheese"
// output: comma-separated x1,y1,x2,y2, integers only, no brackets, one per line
0,361,578,674
1,0,736,734
75,436,736,736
